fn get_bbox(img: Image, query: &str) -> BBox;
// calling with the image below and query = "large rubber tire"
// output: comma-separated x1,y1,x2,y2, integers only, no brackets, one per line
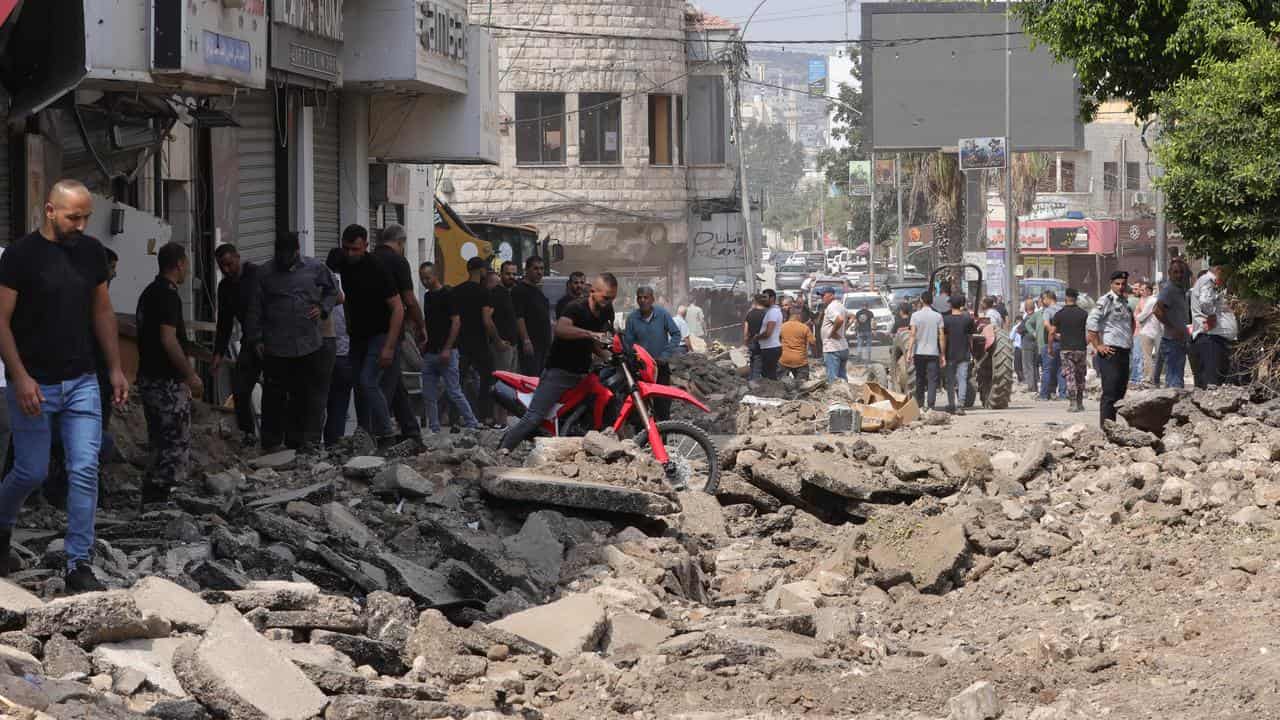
987,332,1015,409
635,420,721,495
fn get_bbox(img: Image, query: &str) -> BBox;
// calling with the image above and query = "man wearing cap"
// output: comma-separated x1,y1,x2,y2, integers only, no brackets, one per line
819,287,849,381
1087,271,1136,425
1190,261,1237,388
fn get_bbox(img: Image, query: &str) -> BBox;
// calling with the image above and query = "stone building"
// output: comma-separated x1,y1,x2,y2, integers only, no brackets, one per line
441,1,744,299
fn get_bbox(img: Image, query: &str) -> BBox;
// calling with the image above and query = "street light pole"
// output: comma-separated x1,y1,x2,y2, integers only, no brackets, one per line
895,153,904,283
869,151,877,292
1003,2,1018,307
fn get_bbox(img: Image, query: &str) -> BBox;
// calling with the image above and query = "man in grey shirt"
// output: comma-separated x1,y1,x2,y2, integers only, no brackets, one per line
1153,258,1191,388
1189,262,1237,388
246,232,338,452
908,292,946,411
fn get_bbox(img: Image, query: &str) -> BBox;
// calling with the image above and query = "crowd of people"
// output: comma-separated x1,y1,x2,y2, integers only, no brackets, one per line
740,287,878,385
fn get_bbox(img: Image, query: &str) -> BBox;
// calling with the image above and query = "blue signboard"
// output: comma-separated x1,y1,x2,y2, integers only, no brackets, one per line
807,58,827,95
203,31,252,74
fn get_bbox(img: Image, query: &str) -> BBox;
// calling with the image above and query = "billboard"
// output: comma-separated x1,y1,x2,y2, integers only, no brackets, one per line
959,137,1007,170
807,58,827,96
848,161,871,196
862,3,1082,152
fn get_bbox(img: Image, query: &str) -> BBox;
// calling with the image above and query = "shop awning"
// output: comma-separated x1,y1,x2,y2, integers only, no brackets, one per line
986,218,1118,255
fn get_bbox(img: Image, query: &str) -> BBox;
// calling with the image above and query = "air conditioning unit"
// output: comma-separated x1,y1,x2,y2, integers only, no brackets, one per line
1132,191,1151,206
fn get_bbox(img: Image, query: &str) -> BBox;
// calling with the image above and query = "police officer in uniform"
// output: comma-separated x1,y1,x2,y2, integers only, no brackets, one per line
1087,271,1136,427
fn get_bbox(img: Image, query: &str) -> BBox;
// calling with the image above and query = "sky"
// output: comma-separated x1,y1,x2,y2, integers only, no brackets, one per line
693,0,861,47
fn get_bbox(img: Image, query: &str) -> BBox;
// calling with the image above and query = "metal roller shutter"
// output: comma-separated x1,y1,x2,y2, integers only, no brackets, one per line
233,92,279,265
313,96,341,258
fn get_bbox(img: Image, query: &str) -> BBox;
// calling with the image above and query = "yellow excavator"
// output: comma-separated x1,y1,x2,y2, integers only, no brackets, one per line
434,196,562,285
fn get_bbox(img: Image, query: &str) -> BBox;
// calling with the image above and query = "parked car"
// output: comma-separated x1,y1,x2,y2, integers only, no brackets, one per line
843,292,894,343
776,258,811,291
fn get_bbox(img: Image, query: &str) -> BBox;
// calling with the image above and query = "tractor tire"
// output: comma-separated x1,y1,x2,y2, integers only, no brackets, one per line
987,332,1015,410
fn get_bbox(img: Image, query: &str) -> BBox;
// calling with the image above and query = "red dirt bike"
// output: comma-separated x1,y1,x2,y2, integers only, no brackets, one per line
492,334,721,493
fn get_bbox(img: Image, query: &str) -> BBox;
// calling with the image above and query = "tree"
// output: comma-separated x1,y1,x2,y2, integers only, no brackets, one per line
1155,22,1280,298
741,121,807,232
1016,0,1280,120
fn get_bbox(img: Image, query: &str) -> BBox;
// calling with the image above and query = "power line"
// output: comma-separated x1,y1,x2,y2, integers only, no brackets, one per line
476,24,1023,47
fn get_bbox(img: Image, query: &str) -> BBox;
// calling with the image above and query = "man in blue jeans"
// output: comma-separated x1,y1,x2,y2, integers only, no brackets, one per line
419,262,479,432
1154,259,1192,388
1038,291,1068,400
0,180,128,592
337,224,406,446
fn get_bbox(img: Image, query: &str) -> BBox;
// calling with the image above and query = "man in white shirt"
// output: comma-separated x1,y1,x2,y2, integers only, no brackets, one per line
908,292,947,411
754,289,785,380
819,287,849,381
1133,280,1162,385
684,300,705,339
1190,263,1237,388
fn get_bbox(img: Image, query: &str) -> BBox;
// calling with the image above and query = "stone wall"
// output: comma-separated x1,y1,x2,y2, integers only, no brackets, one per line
444,0,736,257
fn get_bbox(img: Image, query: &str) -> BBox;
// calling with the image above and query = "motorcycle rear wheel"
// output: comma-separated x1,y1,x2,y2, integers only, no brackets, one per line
634,420,721,495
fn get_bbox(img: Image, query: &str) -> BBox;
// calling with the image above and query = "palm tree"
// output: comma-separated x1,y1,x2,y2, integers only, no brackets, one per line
923,152,965,267
1010,152,1053,216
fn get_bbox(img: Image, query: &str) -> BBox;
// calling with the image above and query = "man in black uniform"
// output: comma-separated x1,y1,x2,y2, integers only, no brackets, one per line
136,243,203,504
512,255,551,376
500,273,618,451
212,244,261,446
1088,271,1136,425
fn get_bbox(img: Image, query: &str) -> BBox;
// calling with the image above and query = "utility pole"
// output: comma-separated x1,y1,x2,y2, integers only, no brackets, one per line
1003,2,1018,307
732,55,759,296
895,153,904,283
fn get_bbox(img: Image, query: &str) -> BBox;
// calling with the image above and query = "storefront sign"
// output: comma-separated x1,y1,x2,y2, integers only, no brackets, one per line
203,31,253,74
273,0,343,41
1049,225,1089,250
418,1,468,63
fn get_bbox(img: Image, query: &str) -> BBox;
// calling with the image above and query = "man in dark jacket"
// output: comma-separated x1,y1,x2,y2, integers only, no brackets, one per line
212,244,261,447
245,232,338,452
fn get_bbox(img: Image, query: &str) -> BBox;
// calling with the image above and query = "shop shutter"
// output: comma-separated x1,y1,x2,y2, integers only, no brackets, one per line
233,92,279,265
313,96,341,258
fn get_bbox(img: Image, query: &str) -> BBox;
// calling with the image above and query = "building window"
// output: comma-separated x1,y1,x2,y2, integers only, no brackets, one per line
515,93,565,165
688,76,726,165
1125,161,1141,191
1061,160,1075,193
1103,161,1118,191
578,93,621,165
649,94,684,166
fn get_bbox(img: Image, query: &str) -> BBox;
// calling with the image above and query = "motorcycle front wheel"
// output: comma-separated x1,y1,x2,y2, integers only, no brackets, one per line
634,420,720,495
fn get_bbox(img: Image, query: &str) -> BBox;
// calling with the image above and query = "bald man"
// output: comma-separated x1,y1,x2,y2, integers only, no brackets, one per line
0,180,127,593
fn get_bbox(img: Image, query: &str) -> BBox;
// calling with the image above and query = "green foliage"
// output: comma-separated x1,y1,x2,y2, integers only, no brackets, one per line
1015,0,1279,120
1155,22,1280,299
741,121,807,231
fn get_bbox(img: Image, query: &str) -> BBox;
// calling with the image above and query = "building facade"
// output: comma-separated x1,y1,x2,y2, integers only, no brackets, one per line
441,0,743,300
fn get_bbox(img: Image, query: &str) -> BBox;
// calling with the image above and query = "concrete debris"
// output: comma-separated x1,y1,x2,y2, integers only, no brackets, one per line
949,680,1002,720
491,593,608,657
481,468,679,516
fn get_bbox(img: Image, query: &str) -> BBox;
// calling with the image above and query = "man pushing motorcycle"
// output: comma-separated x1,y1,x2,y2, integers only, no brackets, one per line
499,272,619,451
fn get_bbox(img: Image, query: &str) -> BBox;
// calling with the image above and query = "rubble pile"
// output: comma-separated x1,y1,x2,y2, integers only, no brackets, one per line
668,353,748,434
4,384,1280,718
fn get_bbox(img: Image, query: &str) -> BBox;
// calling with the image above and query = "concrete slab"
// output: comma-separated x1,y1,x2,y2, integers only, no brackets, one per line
92,637,188,697
130,576,216,631
481,469,678,516
490,593,608,658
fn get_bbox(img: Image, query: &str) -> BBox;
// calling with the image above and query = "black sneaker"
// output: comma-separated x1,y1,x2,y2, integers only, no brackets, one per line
141,483,173,506
240,433,258,448
65,561,105,593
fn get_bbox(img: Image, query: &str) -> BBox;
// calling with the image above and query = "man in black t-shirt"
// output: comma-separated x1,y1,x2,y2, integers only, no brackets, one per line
0,180,128,593
212,244,261,445
743,296,766,380
372,225,423,440
555,271,586,318
491,263,520,373
419,262,479,433
941,295,976,414
136,243,203,505
337,224,405,444
453,257,502,425
1051,288,1090,412
500,273,618,451
512,255,552,376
